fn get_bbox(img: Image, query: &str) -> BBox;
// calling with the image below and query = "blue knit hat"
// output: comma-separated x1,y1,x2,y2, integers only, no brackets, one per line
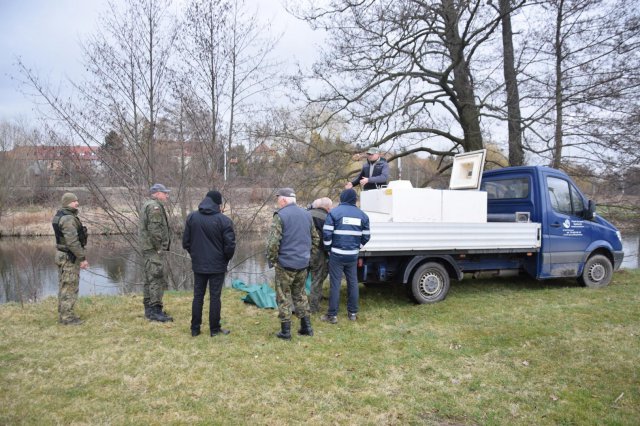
340,188,357,205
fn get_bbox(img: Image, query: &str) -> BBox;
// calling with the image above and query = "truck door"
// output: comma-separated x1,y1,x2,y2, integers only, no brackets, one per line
542,175,592,277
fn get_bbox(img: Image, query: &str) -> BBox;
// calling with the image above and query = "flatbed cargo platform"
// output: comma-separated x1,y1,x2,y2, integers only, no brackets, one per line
360,220,541,255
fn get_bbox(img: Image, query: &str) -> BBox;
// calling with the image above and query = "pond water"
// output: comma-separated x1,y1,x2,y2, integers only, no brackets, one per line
0,232,638,304
0,234,274,304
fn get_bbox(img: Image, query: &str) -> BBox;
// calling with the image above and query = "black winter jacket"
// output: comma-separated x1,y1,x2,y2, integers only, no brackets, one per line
182,197,236,274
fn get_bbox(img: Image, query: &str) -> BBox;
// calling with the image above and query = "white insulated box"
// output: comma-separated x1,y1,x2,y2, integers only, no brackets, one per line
440,189,487,223
361,184,487,223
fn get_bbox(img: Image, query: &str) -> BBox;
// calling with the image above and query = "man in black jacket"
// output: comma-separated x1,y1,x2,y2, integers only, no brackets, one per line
345,147,389,191
183,190,236,337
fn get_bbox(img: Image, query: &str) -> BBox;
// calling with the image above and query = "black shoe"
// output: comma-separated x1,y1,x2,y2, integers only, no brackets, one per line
298,317,314,336
144,305,151,319
347,312,357,321
159,305,173,322
276,321,291,340
210,329,230,336
148,306,170,322
191,329,201,337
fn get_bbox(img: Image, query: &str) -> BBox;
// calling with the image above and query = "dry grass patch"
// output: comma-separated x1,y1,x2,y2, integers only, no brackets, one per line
1,270,639,424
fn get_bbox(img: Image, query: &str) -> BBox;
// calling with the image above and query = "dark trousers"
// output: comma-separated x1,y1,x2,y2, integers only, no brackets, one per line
191,272,225,333
327,254,359,317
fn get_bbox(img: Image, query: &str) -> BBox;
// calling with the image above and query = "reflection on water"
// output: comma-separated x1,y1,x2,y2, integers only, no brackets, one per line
0,234,274,304
1,233,638,304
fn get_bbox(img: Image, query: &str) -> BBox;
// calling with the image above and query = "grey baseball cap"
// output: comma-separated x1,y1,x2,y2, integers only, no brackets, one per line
366,147,381,154
149,183,171,194
275,188,296,197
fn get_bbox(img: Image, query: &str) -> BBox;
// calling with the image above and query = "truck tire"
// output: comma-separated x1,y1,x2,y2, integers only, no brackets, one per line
410,262,450,304
578,254,613,288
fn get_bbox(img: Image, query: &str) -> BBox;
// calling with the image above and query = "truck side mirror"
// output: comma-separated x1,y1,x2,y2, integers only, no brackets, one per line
584,200,596,220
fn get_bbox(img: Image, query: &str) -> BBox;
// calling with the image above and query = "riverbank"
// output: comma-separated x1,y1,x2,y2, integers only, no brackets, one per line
0,203,275,237
1,270,639,424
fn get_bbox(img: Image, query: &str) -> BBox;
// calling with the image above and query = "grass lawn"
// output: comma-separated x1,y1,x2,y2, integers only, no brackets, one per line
1,270,639,425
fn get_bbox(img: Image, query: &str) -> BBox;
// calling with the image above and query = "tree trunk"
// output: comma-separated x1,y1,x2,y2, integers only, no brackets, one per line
441,0,484,152
552,0,564,169
500,0,524,166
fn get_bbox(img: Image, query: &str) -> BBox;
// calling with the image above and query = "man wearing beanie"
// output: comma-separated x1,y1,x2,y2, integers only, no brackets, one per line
139,183,173,322
321,188,370,324
183,190,236,337
52,192,89,325
266,187,319,340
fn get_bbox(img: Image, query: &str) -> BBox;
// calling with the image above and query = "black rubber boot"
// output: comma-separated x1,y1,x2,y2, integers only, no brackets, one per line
298,316,314,336
144,304,151,320
276,320,291,340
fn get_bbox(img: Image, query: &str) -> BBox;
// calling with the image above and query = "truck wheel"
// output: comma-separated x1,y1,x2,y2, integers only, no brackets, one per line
410,262,450,304
578,254,613,288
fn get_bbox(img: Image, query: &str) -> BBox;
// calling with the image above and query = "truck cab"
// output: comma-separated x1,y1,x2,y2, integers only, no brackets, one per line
481,166,624,285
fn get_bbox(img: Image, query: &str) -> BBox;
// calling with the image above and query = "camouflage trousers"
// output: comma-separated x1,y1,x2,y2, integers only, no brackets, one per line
55,251,80,323
274,265,310,322
142,251,167,307
308,250,329,313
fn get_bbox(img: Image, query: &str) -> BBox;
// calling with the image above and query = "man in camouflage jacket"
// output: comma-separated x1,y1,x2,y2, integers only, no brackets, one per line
139,183,173,322
267,188,319,340
52,192,89,325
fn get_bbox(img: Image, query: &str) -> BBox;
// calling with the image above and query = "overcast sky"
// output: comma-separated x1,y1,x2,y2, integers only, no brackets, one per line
0,0,321,122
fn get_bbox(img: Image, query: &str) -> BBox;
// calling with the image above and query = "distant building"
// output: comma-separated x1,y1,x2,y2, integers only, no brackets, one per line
9,145,101,185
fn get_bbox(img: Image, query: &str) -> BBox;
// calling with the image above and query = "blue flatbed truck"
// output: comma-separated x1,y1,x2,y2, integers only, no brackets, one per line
358,165,625,303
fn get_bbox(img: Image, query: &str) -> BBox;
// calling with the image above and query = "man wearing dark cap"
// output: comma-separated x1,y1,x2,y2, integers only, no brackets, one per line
266,188,319,340
321,188,370,324
345,147,389,191
139,183,173,322
52,192,89,325
183,190,236,337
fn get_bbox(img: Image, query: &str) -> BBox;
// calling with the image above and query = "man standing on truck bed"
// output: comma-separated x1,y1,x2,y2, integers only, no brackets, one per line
321,188,370,324
52,192,89,325
345,147,389,191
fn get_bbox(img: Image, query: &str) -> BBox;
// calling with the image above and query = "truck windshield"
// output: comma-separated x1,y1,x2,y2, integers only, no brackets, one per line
481,178,529,200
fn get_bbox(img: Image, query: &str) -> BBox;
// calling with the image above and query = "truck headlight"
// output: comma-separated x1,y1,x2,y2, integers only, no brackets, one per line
616,231,622,241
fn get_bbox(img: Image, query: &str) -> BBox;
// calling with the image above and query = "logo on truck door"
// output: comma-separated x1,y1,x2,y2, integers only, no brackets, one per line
562,219,584,236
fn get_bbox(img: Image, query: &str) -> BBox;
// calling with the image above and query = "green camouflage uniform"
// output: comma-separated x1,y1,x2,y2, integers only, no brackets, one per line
308,208,329,312
139,198,171,308
308,245,329,313
266,214,319,322
52,207,86,323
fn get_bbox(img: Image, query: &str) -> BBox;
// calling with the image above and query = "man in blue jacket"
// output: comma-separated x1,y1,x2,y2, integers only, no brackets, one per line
321,188,370,324
183,190,236,337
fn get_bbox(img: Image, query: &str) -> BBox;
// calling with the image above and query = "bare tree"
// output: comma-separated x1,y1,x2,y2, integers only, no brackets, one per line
520,0,640,169
294,0,504,159
176,0,281,184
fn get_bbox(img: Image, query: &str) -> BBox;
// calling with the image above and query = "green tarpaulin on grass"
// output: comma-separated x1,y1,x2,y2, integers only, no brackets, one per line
231,274,312,309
